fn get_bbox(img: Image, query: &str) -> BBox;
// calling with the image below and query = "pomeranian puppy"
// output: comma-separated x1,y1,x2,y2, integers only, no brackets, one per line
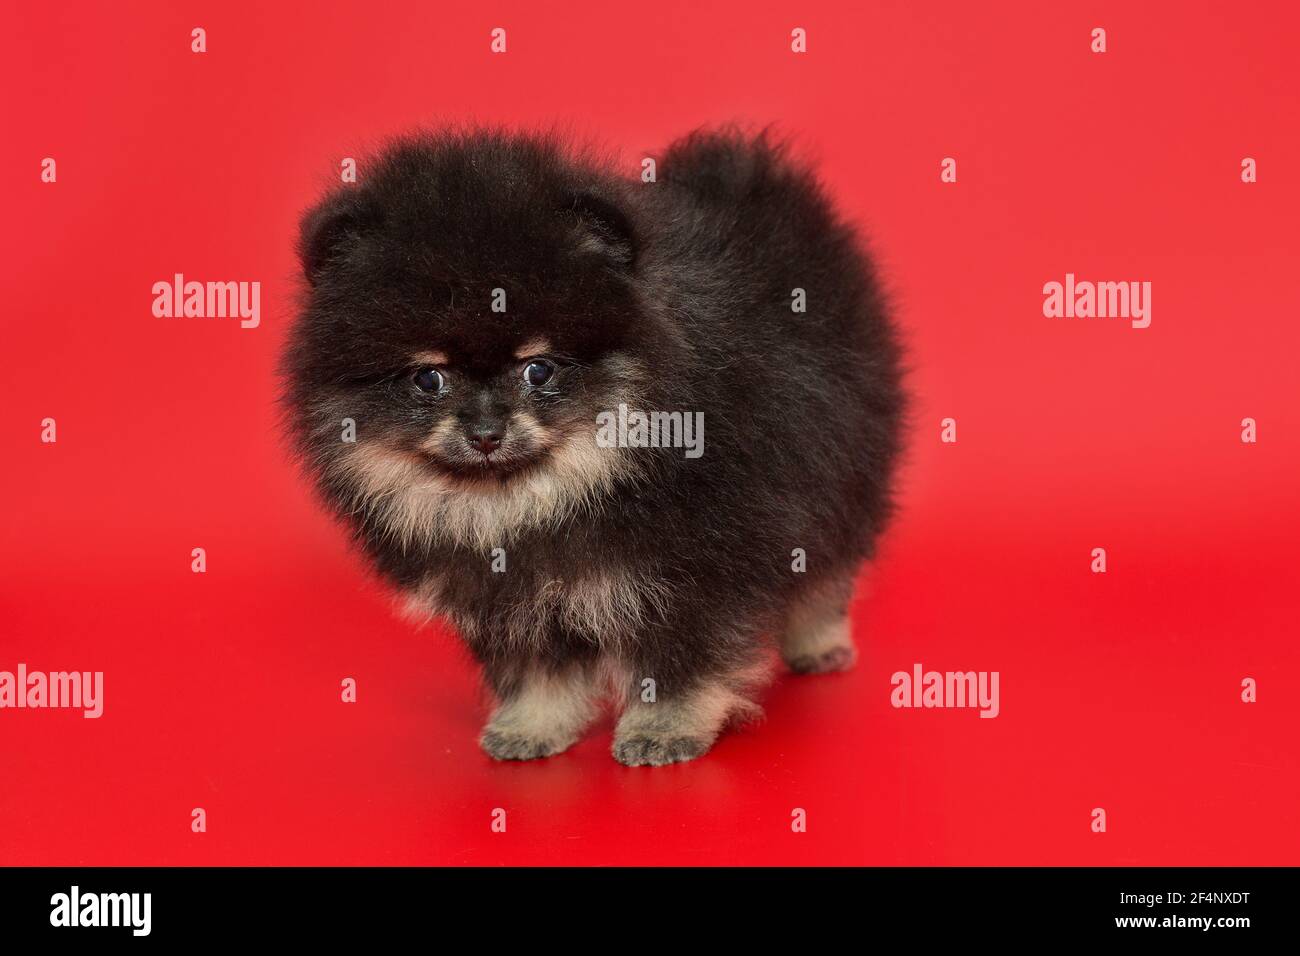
281,127,904,766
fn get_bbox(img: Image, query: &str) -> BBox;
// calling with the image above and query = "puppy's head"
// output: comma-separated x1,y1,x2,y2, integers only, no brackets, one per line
282,130,670,541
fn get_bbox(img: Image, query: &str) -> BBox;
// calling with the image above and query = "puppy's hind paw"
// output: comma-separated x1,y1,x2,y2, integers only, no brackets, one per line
785,644,857,675
611,733,712,767
480,728,574,762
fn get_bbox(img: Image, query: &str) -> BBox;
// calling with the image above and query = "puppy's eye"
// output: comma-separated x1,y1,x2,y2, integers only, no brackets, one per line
413,367,445,393
523,359,555,387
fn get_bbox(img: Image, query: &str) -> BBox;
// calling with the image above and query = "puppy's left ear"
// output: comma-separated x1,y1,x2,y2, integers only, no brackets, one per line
565,192,636,269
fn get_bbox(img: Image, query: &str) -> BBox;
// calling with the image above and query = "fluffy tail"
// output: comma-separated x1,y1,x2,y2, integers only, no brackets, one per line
659,126,809,206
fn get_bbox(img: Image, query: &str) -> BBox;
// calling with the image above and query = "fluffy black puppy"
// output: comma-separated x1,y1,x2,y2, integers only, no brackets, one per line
281,127,904,766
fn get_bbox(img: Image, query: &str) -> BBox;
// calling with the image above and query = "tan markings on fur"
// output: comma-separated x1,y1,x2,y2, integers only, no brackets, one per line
411,350,449,367
396,574,445,624
335,428,630,551
560,572,673,642
487,668,599,736
396,569,673,656
416,417,458,455
513,338,552,359
509,411,547,445
480,570,675,653
595,656,636,699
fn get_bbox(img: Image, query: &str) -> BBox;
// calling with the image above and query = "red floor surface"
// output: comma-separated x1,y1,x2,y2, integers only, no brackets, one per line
4,1,1299,865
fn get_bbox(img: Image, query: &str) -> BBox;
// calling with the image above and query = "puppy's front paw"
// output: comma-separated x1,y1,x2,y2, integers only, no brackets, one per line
480,728,573,761
479,666,599,761
612,733,711,767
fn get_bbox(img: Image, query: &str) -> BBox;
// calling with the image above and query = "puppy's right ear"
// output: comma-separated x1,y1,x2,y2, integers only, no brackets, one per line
298,193,373,286
565,192,637,270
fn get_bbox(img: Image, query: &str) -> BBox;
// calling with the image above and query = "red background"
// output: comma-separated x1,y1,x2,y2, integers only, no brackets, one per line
3,1,1298,865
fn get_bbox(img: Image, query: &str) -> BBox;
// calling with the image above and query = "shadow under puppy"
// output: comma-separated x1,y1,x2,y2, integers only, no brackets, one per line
281,127,905,766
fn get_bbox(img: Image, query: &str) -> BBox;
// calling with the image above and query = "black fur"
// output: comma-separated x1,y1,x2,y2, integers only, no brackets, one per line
281,126,905,749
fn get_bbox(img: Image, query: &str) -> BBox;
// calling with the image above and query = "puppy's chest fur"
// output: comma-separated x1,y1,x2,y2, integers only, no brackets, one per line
401,543,672,653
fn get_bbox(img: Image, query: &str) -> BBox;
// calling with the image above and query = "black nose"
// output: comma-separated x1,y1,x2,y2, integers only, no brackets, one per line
466,424,504,455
